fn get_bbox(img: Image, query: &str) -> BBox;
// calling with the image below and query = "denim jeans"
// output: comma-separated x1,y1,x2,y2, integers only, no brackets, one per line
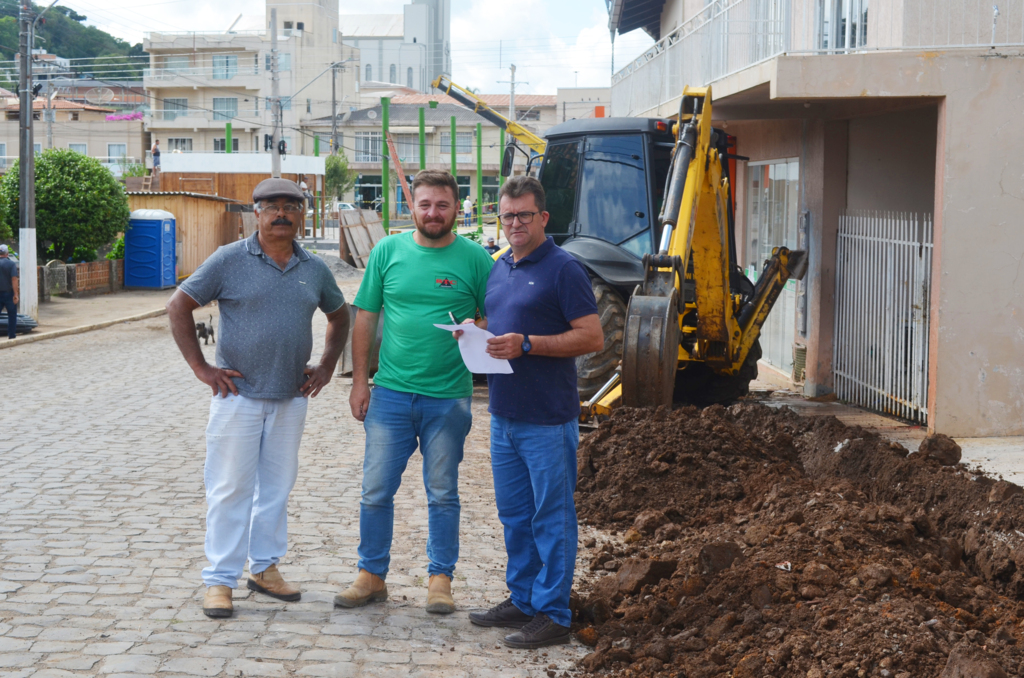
358,386,472,580
0,290,16,339
202,395,307,587
490,414,579,627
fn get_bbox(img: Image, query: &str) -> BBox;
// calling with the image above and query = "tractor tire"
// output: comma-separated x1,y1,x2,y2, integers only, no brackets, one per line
674,340,762,407
576,277,626,400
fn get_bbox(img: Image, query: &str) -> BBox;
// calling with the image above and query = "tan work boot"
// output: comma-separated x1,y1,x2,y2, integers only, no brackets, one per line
334,569,388,609
426,574,455,615
202,585,233,618
247,564,301,602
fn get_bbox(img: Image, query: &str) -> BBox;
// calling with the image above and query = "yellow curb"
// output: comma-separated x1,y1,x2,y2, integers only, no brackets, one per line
0,308,168,350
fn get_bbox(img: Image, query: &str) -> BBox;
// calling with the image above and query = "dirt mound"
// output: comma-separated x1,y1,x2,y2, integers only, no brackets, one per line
310,251,362,279
572,404,1024,677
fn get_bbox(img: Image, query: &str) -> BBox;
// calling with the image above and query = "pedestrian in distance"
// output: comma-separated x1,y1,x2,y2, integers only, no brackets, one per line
464,175,602,648
483,236,501,255
463,195,473,228
166,178,350,619
0,244,19,340
151,139,160,171
335,169,494,615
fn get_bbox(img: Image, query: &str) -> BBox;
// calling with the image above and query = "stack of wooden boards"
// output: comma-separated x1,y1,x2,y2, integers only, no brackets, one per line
339,210,387,268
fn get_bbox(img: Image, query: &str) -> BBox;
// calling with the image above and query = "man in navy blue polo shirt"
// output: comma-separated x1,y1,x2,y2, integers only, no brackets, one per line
466,176,603,648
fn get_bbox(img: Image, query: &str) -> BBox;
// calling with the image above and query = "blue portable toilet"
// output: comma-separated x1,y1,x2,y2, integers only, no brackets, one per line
125,209,177,289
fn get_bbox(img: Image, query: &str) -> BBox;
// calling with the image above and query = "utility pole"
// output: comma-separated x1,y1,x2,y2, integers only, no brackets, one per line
18,1,38,320
475,122,482,226
45,79,54,149
381,97,390,233
330,63,338,155
270,9,281,178
507,64,515,122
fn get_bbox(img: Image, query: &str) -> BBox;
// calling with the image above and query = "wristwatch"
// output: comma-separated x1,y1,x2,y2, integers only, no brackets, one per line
521,336,532,355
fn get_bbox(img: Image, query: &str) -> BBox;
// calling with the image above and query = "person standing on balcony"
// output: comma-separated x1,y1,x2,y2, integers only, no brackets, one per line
151,139,160,173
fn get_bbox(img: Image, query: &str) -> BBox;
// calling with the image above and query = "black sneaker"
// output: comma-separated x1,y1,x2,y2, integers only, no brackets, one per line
503,613,571,649
469,597,534,628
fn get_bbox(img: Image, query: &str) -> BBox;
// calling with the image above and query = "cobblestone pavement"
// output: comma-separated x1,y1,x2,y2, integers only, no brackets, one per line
0,282,588,677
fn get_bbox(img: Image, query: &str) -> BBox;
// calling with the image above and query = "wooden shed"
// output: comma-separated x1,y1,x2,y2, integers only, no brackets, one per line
127,192,241,279
156,173,307,204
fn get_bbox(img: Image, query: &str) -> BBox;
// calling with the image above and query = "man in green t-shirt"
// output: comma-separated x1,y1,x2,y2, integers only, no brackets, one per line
335,170,493,615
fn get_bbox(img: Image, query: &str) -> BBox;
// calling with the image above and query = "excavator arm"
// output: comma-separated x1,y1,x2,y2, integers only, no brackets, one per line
431,75,547,156
582,86,807,421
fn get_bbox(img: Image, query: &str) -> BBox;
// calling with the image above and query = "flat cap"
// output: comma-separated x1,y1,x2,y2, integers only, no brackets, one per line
252,178,304,203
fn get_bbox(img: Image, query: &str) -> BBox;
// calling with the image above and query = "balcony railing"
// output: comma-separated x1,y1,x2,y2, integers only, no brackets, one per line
144,65,261,83
611,0,1024,117
146,109,263,123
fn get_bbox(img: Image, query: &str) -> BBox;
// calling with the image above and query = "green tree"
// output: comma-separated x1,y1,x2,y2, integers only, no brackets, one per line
325,152,356,200
0,149,129,260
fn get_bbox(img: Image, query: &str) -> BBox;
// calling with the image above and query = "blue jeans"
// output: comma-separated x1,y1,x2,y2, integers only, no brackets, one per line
464,212,471,227
202,395,307,587
490,414,579,627
0,290,16,339
359,386,472,579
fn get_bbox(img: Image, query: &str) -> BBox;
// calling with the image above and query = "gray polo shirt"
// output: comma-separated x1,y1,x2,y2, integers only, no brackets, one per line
180,232,346,399
0,257,18,293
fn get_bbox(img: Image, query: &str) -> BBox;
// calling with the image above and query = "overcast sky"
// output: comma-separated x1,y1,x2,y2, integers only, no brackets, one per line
56,0,653,94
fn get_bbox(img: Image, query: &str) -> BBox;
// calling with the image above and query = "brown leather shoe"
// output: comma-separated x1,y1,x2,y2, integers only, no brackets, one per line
334,569,388,609
247,564,301,602
203,585,233,618
426,574,454,615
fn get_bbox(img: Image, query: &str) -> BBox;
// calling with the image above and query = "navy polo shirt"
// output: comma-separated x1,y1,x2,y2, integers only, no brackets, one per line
486,237,598,425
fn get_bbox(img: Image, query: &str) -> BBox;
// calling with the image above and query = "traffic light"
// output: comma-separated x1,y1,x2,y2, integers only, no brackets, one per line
278,139,286,155
264,134,273,151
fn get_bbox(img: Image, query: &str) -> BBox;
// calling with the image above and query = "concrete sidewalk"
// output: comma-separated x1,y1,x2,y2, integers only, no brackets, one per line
33,289,176,334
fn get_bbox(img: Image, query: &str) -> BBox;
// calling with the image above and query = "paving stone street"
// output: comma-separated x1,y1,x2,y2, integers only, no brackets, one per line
0,280,588,678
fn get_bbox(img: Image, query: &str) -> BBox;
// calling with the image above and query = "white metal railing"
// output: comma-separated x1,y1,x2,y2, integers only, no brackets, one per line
144,65,261,82
146,109,262,122
611,0,1024,116
833,210,933,423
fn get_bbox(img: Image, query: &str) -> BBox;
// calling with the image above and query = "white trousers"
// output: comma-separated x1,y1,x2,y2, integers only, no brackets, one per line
202,395,307,588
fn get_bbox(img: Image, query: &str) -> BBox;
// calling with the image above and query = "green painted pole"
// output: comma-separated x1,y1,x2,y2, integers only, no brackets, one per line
418,107,426,171
225,122,232,154
476,123,482,226
382,97,390,233
499,128,505,188
450,116,456,176
314,135,320,157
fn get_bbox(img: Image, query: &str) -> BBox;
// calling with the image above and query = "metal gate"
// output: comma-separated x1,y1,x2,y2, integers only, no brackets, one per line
833,211,933,423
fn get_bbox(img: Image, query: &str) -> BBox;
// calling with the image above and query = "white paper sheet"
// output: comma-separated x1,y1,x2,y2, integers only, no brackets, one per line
433,323,514,374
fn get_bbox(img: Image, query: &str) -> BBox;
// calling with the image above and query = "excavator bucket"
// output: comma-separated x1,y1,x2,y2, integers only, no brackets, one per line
621,293,680,408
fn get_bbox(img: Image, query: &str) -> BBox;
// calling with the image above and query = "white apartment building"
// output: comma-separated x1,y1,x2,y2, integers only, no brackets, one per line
143,0,358,156
607,0,1024,436
339,0,451,94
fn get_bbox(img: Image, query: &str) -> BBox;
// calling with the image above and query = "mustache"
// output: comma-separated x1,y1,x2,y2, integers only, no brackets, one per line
272,218,292,225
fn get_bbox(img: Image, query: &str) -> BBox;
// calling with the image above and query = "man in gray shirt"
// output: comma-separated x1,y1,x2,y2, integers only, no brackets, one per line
0,244,18,340
167,178,350,619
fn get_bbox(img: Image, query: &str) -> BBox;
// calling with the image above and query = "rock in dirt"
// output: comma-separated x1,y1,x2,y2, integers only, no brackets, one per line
632,509,668,534
917,432,962,465
615,558,678,595
989,479,1023,503
939,640,1009,678
698,541,744,574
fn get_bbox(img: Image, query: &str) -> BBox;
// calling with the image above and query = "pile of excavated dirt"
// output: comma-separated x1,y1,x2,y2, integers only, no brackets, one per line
310,251,362,279
571,404,1024,677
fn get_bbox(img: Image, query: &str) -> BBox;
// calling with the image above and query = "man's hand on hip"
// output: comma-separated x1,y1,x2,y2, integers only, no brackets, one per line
350,381,371,422
301,364,332,398
487,333,525,360
194,363,243,397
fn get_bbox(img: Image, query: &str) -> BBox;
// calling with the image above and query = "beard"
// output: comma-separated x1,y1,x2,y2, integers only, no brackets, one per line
413,210,456,240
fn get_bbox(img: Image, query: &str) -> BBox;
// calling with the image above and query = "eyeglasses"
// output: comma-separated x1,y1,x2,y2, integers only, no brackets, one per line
260,203,303,214
498,211,538,226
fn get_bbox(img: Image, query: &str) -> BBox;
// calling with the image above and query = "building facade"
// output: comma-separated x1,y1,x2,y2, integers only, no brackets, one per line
339,0,451,94
143,0,358,156
608,0,1024,436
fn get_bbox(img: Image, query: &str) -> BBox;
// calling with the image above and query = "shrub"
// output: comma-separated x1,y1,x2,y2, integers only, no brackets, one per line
0,148,129,261
105,235,124,260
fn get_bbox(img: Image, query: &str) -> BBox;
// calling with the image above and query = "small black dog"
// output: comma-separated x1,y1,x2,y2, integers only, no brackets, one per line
195,315,216,345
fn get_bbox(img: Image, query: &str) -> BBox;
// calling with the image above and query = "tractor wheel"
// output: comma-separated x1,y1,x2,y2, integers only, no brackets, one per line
674,340,762,406
576,277,626,400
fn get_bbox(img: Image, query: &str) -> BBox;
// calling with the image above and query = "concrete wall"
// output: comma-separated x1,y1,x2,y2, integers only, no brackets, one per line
847,107,937,212
773,50,1024,436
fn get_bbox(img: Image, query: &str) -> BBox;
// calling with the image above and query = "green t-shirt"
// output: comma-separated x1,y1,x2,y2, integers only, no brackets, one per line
353,232,495,398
